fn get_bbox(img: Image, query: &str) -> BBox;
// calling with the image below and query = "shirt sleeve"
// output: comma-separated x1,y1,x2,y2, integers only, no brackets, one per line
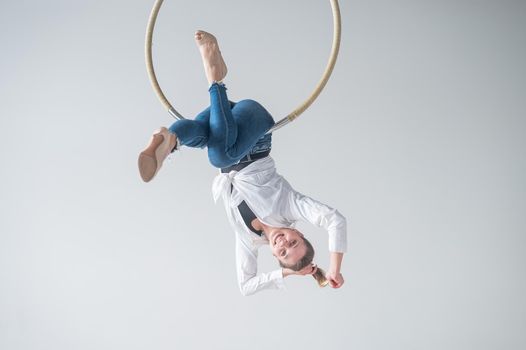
235,236,286,296
288,191,347,253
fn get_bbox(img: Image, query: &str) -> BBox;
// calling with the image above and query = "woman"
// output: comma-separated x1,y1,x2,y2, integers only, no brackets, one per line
139,31,347,296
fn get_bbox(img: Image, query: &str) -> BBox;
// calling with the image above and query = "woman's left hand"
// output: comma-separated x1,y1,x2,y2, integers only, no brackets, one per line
326,270,344,288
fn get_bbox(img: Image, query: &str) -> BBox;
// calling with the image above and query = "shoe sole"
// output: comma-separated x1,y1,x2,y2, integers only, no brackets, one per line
138,153,158,182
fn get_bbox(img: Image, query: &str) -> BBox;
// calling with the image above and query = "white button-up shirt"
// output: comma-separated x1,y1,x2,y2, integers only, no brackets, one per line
212,156,347,296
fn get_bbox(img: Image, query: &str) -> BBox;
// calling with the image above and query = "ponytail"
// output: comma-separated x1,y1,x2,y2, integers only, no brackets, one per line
279,236,329,287
312,267,329,287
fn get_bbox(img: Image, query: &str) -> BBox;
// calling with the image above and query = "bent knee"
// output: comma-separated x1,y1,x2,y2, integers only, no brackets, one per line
235,99,275,127
236,99,270,116
236,99,262,109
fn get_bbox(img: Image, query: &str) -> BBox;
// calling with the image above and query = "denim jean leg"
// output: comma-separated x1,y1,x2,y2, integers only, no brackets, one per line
208,83,237,148
249,133,272,155
231,99,275,156
207,83,241,167
168,116,209,149
198,83,275,168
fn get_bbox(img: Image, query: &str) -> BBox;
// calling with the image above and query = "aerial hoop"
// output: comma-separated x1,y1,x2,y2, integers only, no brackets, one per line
145,0,341,133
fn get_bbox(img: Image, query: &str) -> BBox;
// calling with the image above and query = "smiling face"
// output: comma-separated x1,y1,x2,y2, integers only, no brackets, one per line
268,228,308,267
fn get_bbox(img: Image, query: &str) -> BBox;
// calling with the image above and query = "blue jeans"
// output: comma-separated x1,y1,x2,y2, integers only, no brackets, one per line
169,83,275,168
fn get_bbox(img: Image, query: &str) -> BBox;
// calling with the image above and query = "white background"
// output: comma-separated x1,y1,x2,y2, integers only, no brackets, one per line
1,0,525,349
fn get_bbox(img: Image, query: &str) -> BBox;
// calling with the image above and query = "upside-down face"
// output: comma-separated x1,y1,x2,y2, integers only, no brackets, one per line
268,227,307,267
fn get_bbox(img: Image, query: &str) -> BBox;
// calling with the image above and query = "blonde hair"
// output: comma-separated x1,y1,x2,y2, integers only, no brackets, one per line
279,236,328,287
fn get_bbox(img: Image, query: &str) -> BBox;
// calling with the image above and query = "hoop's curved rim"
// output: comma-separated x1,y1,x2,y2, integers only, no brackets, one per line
145,0,341,132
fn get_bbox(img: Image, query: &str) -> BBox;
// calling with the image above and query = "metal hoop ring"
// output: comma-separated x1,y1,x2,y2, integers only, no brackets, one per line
145,0,341,133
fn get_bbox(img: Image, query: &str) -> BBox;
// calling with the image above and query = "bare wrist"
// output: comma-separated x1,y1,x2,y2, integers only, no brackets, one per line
329,252,344,272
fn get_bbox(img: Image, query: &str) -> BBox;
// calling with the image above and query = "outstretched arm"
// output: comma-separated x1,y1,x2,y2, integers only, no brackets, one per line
235,237,285,296
327,252,344,288
235,234,318,296
288,191,348,288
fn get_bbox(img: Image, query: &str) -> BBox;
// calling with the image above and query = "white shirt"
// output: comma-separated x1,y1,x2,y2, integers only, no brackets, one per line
212,156,347,296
